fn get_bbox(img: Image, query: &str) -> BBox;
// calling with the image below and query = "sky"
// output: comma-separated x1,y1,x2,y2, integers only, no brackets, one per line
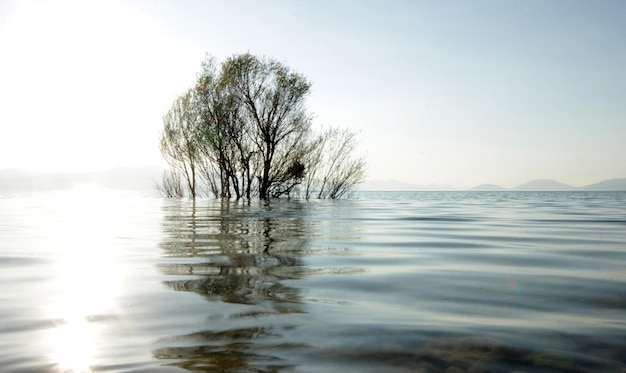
1,0,625,189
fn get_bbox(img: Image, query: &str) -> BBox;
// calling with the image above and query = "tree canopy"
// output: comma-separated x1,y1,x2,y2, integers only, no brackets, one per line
158,53,365,199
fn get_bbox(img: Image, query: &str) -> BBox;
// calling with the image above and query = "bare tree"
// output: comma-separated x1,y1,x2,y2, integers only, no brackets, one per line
156,169,185,198
196,156,220,198
196,57,234,198
305,127,366,199
159,88,202,198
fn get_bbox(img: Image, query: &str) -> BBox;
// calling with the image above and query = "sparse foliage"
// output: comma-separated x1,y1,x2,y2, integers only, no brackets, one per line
156,169,185,198
304,127,366,199
159,88,202,198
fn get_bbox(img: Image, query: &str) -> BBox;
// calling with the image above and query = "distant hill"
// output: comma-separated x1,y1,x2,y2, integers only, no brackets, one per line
512,179,577,191
361,178,626,192
0,166,164,191
469,183,507,191
359,179,455,191
580,178,626,191
467,178,626,191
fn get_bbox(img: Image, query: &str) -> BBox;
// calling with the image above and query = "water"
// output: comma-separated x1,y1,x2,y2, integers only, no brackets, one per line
1,187,625,372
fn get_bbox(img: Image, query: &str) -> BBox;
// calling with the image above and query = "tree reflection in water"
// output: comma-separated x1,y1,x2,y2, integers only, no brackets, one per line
154,199,314,372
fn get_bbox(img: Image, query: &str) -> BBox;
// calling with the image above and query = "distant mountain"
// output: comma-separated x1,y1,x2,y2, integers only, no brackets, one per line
0,166,164,191
359,179,455,191
94,166,164,190
469,183,507,191
360,178,626,192
580,178,626,191
512,179,577,191
467,178,626,191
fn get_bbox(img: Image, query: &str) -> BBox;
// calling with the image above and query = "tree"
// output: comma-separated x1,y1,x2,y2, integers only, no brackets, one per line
156,169,185,198
304,126,366,199
220,53,313,199
159,88,202,198
158,53,365,200
195,56,242,198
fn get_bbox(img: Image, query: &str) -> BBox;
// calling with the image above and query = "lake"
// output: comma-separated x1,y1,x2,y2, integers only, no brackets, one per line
1,188,625,372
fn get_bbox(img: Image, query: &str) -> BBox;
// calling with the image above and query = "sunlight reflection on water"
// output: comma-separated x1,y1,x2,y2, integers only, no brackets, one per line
44,185,123,372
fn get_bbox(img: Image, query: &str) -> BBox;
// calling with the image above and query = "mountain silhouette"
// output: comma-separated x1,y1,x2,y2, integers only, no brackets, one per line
469,184,508,191
512,179,576,191
580,178,626,191
0,166,164,191
469,178,626,191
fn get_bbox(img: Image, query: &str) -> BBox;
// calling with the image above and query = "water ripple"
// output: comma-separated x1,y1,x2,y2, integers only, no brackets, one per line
1,191,625,372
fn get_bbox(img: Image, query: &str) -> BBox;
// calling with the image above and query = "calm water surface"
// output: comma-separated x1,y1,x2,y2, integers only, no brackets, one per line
1,188,625,372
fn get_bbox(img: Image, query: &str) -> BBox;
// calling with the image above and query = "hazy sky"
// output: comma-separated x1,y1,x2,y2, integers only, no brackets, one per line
1,0,625,188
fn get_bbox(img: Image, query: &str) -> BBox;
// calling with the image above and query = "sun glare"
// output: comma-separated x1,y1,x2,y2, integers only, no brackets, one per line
47,185,123,372
1,0,202,172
